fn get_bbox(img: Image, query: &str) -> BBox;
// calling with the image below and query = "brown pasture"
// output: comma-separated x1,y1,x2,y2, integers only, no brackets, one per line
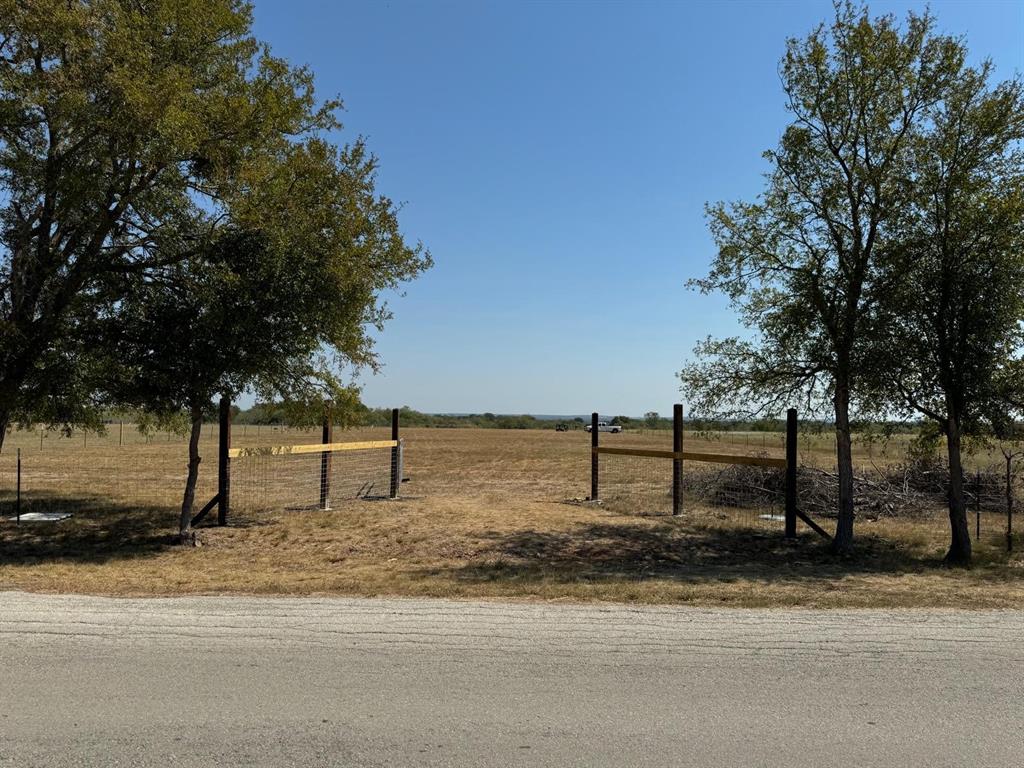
0,425,1021,607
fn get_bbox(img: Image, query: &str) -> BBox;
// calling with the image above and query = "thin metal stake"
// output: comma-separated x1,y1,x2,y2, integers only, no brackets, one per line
16,448,21,523
1007,457,1014,554
975,471,981,542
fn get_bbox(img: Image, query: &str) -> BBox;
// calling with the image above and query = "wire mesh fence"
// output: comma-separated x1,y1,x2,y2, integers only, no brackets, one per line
969,463,1020,552
1,418,1020,553
598,454,674,516
792,457,1023,551
595,451,787,529
231,442,402,517
0,425,399,524
0,444,217,520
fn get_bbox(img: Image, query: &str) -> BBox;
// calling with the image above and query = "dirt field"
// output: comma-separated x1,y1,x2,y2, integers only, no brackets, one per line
1,425,1022,607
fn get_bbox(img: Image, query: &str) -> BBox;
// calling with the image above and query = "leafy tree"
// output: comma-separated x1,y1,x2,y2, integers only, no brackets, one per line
644,411,660,429
108,140,429,541
877,62,1024,564
681,3,962,552
0,0,336,448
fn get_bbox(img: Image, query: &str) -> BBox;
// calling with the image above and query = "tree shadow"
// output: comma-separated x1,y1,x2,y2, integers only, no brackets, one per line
0,492,179,565
417,520,945,587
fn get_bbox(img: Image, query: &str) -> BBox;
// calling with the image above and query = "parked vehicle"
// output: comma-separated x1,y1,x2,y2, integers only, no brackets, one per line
584,421,622,434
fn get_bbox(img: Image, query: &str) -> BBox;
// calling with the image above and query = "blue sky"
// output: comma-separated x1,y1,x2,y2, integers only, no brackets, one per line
252,0,1023,417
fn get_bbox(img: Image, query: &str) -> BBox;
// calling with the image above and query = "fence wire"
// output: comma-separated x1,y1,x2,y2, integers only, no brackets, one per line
0,425,399,524
598,454,673,516
231,443,401,516
595,452,786,529
0,445,216,518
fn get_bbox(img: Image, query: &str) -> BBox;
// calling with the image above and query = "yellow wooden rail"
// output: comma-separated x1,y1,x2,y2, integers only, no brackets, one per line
229,439,398,459
594,445,786,468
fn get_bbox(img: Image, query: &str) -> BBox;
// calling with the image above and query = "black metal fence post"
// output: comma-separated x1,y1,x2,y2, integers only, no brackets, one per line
217,396,231,526
389,408,400,499
320,408,333,510
591,412,599,502
672,404,683,516
785,408,798,539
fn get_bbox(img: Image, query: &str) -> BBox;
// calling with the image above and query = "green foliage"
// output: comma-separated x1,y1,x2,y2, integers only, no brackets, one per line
0,0,343,443
683,3,963,421
681,3,969,551
868,29,1024,562
906,422,943,463
877,60,1024,435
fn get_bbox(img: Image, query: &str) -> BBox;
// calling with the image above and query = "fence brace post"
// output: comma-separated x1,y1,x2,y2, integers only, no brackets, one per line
320,407,333,510
217,396,231,526
785,408,797,538
389,408,400,499
16,447,21,523
591,412,600,501
672,404,683,516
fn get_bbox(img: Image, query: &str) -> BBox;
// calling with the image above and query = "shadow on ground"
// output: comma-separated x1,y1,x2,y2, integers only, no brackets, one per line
0,492,181,565
417,520,945,586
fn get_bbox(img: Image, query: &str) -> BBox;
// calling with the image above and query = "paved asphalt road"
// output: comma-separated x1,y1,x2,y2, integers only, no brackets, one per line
1,592,1021,767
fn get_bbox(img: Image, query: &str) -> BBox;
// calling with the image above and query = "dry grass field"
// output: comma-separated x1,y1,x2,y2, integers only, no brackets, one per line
1,425,1022,607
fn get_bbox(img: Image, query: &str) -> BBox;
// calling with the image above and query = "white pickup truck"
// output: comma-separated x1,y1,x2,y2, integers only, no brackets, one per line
584,421,622,434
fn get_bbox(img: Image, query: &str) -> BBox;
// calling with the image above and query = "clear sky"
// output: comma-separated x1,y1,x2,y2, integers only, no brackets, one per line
251,0,1023,417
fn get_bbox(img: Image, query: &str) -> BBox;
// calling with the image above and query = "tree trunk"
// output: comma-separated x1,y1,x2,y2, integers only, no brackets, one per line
832,383,855,554
178,409,204,543
943,415,972,566
0,411,8,454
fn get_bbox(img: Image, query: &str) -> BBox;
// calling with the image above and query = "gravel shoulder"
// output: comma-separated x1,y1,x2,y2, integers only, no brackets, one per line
2,592,1022,767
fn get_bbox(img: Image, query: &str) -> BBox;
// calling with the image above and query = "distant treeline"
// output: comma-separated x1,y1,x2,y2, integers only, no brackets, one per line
229,404,920,434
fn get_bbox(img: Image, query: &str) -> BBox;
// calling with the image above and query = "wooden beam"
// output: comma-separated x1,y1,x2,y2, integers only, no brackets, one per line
230,439,398,459
594,446,786,468
595,446,677,459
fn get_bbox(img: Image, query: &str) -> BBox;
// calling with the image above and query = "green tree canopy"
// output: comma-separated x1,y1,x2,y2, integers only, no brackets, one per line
0,0,337,446
106,139,429,540
682,3,964,552
876,60,1024,564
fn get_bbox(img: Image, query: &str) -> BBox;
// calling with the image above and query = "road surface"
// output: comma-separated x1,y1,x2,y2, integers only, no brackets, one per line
1,591,1021,767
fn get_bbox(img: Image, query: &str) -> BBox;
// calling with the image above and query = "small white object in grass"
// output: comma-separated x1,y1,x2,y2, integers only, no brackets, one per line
759,513,785,522
8,512,72,522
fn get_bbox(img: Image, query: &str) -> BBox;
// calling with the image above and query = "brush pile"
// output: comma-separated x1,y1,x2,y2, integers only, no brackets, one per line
686,455,1016,519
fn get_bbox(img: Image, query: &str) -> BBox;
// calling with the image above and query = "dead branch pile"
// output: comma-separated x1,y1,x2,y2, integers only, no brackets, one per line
799,457,1016,518
686,455,1017,519
685,462,785,510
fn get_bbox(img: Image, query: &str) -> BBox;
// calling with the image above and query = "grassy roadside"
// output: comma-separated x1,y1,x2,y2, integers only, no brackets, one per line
2,427,1022,608
3,494,1022,608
